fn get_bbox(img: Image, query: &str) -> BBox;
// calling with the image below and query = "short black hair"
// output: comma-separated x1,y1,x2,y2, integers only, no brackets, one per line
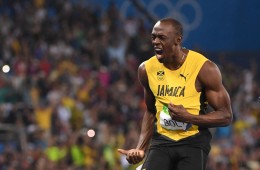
159,18,183,37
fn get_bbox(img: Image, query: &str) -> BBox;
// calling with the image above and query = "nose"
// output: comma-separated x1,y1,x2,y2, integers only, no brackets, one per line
152,37,160,44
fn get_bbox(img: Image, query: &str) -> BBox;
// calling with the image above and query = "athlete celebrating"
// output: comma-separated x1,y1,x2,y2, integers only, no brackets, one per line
118,17,232,170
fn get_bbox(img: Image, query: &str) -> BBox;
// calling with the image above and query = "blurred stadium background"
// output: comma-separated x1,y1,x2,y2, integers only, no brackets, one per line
0,0,260,170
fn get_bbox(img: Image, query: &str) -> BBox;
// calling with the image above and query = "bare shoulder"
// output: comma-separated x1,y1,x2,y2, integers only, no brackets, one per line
138,62,149,88
198,60,223,90
138,62,146,77
138,62,146,72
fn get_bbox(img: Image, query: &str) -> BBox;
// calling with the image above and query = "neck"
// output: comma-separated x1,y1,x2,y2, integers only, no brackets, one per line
174,53,185,69
164,52,186,70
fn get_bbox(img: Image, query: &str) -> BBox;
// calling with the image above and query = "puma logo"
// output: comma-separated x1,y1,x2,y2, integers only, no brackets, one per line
180,73,188,81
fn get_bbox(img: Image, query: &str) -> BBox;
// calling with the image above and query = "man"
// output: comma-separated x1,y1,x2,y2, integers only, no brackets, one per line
118,18,232,170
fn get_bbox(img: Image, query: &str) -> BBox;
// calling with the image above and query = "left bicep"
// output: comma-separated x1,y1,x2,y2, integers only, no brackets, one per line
198,61,231,112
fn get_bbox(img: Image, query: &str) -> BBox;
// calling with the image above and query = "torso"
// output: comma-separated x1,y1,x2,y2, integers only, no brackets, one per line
145,50,208,141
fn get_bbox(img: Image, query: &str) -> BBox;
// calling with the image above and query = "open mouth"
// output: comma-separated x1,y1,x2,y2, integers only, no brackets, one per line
155,49,163,55
154,48,163,60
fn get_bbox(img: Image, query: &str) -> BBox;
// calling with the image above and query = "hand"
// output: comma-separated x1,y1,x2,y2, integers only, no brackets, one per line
168,103,191,122
117,148,145,164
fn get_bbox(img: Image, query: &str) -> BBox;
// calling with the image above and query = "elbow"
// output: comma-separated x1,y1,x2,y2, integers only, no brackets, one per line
222,111,233,126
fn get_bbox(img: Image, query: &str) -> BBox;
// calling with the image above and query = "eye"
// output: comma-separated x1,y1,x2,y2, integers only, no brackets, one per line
158,35,167,40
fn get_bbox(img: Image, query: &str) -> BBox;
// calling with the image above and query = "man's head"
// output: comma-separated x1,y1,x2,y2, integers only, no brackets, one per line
151,18,183,62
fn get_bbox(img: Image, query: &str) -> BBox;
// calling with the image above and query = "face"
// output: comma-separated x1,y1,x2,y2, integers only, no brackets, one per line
151,21,180,63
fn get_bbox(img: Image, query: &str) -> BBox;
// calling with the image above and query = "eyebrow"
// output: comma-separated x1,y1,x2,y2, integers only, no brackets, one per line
151,33,168,38
151,32,167,36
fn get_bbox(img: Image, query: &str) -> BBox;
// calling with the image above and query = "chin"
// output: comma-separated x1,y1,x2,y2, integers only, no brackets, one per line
156,55,164,63
157,58,164,63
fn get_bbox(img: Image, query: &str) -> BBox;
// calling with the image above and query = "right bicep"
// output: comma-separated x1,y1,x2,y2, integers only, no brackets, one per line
144,88,156,114
138,63,156,114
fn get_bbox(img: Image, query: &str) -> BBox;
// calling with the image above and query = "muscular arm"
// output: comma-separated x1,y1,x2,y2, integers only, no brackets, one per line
118,62,156,164
168,60,232,127
194,61,233,127
136,62,156,151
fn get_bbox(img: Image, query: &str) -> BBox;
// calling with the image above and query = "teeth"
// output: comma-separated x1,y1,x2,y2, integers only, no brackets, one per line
155,49,163,54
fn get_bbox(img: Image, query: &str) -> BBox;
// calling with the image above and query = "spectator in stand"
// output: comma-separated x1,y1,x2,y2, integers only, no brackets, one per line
0,1,259,170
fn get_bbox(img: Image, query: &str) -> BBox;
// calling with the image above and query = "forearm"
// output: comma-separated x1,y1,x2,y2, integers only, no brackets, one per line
189,110,232,127
136,111,155,151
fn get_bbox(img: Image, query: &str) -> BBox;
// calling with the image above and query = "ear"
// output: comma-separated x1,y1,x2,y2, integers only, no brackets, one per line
174,36,182,45
177,36,182,44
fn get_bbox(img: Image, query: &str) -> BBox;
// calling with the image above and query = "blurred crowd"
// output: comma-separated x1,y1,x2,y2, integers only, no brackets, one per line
0,0,260,170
